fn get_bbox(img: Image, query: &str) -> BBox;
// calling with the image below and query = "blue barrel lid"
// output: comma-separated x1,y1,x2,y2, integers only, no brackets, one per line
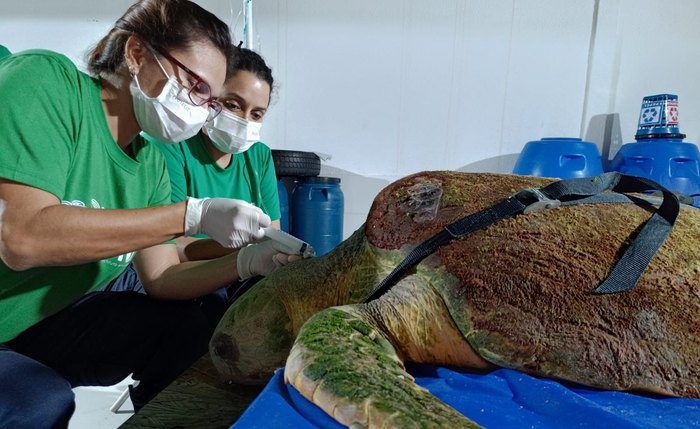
299,176,341,184
634,93,686,140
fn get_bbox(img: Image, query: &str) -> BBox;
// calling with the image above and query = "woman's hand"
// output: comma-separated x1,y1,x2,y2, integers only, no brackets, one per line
184,197,271,248
236,240,301,280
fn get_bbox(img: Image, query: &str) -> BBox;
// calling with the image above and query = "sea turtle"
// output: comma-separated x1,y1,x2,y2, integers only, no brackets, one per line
210,171,700,428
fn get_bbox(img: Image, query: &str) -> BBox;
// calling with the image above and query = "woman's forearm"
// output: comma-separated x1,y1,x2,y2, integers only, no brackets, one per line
177,237,235,262
139,251,241,300
0,180,187,270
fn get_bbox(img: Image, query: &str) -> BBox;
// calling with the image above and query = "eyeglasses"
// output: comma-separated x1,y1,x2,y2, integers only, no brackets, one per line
153,47,223,119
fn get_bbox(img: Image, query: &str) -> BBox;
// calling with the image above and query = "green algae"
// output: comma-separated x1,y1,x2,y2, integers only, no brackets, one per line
295,308,481,428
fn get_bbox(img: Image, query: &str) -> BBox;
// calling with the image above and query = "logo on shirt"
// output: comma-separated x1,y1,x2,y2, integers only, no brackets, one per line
61,198,104,209
62,199,86,207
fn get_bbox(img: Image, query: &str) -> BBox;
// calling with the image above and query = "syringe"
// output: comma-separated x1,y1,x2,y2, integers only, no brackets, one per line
263,227,316,258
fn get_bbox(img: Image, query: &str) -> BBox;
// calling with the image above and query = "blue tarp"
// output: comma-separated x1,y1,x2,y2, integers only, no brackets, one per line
232,364,700,428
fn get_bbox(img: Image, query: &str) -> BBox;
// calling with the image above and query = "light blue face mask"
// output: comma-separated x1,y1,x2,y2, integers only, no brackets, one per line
204,110,262,154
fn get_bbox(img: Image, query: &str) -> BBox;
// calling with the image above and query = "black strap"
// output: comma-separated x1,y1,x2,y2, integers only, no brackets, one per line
363,172,679,302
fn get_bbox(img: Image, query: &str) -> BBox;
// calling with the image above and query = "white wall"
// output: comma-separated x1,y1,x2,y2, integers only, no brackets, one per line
2,0,700,238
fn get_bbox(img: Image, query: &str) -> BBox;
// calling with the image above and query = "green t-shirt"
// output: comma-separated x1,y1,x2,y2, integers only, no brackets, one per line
149,133,281,237
0,45,11,59
0,50,172,342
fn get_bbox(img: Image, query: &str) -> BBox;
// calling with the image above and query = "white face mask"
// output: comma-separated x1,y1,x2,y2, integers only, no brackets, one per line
203,110,262,154
129,55,210,144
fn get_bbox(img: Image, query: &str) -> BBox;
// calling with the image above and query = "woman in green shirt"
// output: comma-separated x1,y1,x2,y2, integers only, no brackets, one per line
155,46,282,262
107,47,284,355
166,46,282,262
0,1,295,425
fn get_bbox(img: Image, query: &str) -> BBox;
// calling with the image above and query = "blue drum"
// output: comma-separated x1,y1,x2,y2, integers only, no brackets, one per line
512,137,603,179
277,179,290,233
291,177,344,256
608,94,700,204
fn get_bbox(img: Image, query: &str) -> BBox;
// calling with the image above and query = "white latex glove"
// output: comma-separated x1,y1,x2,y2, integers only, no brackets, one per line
184,197,271,248
236,240,301,280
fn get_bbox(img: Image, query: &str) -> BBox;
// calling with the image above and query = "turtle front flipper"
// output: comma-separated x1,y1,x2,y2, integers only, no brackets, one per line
284,273,486,428
210,227,387,383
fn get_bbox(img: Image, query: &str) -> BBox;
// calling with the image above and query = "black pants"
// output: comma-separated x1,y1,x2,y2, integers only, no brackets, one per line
5,291,213,412
103,262,230,330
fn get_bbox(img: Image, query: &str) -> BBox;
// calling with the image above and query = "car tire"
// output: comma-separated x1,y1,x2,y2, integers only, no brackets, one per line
272,150,321,177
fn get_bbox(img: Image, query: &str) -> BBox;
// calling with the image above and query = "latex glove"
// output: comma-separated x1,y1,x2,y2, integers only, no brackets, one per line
236,240,301,280
184,197,271,248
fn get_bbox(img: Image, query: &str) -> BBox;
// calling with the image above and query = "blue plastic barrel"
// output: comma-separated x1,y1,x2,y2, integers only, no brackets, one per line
607,93,700,205
277,179,290,233
512,137,603,178
291,177,344,256
608,139,700,199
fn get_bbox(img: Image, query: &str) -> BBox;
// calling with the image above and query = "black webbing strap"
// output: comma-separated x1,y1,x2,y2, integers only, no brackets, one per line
363,172,679,303
591,175,679,293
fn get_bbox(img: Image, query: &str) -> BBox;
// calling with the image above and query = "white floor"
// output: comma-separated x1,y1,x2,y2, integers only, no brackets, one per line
68,376,135,429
